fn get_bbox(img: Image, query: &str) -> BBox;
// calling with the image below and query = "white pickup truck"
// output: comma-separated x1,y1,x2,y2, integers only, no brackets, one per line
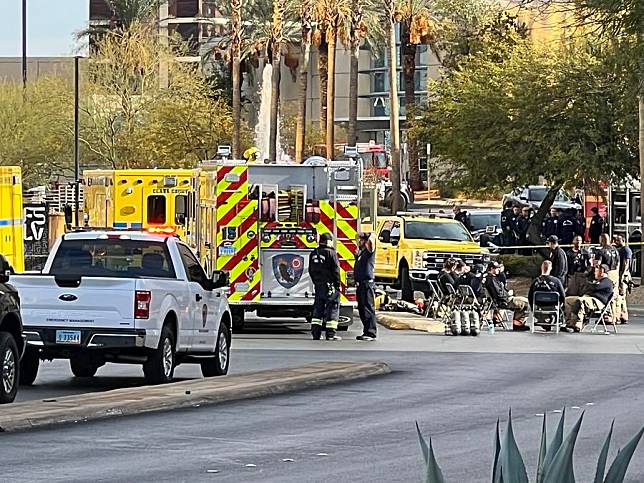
11,230,232,385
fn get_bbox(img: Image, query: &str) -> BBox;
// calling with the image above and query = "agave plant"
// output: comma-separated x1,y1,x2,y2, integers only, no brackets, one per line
416,409,644,482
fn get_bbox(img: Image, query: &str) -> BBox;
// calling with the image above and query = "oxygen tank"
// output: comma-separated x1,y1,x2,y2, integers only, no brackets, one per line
461,311,471,336
470,311,481,336
450,311,462,336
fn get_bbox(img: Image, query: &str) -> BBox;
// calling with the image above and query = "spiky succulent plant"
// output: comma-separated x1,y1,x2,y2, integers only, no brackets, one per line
416,409,644,482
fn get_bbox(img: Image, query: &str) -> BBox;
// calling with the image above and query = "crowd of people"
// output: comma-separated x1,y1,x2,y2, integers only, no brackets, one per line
435,232,634,333
483,202,606,252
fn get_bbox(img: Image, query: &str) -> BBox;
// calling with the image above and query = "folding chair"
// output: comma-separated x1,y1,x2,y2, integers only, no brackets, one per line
530,291,563,334
481,288,511,330
583,293,618,334
423,280,442,318
458,285,481,312
429,280,455,328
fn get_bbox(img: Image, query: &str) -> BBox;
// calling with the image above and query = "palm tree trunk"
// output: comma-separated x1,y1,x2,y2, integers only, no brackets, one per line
326,30,337,160
639,89,644,236
295,1,313,163
231,0,242,159
386,0,401,213
318,36,329,133
347,0,362,147
401,23,422,191
269,0,285,162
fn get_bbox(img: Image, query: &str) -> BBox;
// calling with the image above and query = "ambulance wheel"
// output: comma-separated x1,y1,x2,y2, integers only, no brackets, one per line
232,308,245,332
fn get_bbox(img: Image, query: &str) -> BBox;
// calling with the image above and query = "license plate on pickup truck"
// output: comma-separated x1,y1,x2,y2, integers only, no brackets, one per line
56,330,81,345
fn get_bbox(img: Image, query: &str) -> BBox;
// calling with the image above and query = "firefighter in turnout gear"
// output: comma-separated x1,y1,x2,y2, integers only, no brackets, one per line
309,233,342,340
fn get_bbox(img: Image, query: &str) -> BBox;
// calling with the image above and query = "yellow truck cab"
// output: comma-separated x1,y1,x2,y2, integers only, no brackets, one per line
373,213,489,300
0,167,24,272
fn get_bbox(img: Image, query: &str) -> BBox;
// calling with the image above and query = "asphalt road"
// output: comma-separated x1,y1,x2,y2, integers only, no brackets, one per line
4,319,644,482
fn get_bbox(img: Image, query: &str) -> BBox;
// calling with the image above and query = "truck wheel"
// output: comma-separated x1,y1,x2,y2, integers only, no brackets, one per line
400,265,414,302
232,308,245,332
201,323,231,377
143,325,175,384
0,332,19,404
70,356,100,378
19,346,40,386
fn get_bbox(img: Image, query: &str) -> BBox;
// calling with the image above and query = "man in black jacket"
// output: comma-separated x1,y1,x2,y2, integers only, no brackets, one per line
484,261,529,330
588,207,604,244
564,264,614,331
566,235,591,296
309,233,342,340
547,235,568,285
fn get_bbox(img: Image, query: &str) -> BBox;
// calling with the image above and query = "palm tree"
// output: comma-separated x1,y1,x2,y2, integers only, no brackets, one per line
346,0,363,147
231,0,242,159
345,0,384,147
294,0,314,162
396,0,436,191
203,0,299,157
385,0,402,213
316,0,352,159
269,0,286,162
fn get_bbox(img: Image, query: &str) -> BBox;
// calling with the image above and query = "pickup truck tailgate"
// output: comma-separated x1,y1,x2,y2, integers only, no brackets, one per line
11,276,137,329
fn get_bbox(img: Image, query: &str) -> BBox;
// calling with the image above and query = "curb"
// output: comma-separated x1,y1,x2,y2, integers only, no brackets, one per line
377,313,444,333
0,362,390,433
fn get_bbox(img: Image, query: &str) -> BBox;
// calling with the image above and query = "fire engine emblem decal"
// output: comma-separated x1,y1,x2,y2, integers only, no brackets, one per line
272,254,304,289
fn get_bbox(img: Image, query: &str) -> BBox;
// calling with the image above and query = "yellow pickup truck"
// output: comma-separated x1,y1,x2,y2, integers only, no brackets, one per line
371,214,489,300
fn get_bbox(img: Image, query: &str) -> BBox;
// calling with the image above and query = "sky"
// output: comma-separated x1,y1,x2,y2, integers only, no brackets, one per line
0,0,89,57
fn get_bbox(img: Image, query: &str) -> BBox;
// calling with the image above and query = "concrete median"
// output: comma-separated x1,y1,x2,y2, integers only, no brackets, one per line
377,311,444,333
0,361,390,433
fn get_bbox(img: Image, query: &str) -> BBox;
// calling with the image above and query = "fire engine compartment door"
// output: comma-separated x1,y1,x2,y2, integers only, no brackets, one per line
261,249,314,299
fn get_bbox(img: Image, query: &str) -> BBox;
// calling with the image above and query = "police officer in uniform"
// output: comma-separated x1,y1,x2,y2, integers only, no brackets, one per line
453,206,470,231
588,207,604,244
500,201,516,253
355,233,377,341
543,207,561,240
559,209,577,246
309,233,342,341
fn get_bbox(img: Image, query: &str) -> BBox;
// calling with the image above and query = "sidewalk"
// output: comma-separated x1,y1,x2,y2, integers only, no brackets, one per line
0,361,390,432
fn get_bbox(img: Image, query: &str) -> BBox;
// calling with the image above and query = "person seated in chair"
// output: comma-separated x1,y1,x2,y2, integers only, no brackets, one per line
528,260,565,329
438,258,458,295
484,261,529,331
564,264,614,332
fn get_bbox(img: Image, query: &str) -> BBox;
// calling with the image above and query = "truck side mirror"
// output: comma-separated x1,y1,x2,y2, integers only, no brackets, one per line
379,231,391,244
211,270,229,289
0,255,11,283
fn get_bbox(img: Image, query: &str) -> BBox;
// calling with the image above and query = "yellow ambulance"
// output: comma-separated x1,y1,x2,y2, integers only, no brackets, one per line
83,169,199,239
0,166,24,272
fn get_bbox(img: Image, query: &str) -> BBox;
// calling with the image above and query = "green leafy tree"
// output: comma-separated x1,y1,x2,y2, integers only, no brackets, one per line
412,38,638,242
0,77,75,185
81,24,242,168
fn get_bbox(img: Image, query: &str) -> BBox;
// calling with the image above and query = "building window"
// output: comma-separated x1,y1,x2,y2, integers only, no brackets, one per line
373,72,385,93
175,195,188,225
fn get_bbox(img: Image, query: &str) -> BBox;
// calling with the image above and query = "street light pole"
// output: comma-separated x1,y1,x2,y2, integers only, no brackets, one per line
74,56,80,227
22,0,27,89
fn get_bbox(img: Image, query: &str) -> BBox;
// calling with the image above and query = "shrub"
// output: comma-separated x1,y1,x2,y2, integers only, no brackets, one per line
417,409,644,482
